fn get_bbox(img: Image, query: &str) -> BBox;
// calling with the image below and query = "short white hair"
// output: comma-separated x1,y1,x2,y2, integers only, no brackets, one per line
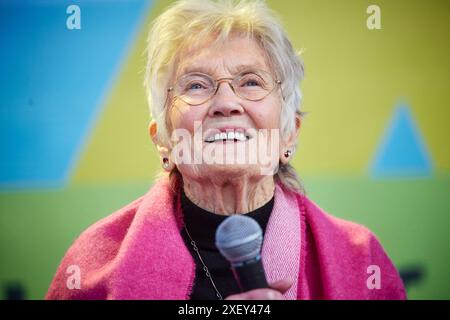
144,0,305,192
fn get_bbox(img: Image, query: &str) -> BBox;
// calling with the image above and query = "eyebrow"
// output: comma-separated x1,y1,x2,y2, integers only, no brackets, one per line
178,63,267,77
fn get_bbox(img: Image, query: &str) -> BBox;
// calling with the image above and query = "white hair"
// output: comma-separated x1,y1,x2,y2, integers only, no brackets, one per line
144,0,305,193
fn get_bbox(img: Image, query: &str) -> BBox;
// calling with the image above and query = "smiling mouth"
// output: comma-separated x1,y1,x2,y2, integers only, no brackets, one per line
204,131,251,143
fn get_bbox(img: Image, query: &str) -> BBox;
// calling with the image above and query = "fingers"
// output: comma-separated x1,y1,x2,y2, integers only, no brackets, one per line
269,278,294,294
225,288,284,300
224,278,294,300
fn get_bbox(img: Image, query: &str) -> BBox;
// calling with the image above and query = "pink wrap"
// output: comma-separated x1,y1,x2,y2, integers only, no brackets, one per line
46,178,406,299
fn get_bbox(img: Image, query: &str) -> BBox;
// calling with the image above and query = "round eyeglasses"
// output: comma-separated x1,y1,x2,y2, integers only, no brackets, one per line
167,69,282,106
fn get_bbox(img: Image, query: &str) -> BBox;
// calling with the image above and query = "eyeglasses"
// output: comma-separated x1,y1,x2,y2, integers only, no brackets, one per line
167,69,282,106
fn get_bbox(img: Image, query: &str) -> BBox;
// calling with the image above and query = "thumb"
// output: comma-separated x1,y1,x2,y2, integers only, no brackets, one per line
269,278,294,294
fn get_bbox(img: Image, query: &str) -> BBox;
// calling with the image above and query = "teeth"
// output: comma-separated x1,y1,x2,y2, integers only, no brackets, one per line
205,131,249,143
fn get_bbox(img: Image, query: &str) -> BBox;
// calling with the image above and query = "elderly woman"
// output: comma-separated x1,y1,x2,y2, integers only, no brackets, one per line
46,0,406,300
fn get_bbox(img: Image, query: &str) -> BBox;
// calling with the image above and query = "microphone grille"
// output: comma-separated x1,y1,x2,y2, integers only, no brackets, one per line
215,215,263,265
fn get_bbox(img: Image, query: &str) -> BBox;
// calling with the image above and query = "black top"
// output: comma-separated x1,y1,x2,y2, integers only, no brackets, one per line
180,190,274,300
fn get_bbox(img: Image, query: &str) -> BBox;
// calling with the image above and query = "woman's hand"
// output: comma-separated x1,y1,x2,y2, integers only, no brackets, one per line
225,278,293,300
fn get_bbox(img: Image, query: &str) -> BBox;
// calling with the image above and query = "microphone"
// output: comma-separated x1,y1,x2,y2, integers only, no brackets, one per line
215,215,268,292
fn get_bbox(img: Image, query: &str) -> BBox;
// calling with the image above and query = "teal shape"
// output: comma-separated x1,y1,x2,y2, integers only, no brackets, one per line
371,103,433,178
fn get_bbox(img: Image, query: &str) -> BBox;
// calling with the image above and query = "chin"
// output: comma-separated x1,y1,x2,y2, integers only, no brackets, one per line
180,163,268,181
210,163,258,175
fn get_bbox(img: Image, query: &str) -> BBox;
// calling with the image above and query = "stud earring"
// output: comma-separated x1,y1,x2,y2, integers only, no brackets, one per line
284,150,292,158
162,157,170,169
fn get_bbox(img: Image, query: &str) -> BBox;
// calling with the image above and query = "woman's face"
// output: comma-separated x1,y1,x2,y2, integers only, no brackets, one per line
167,34,285,181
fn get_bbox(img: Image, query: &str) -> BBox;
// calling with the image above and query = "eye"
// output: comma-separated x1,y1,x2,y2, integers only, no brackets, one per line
243,80,260,87
239,73,264,88
183,81,210,92
188,82,205,90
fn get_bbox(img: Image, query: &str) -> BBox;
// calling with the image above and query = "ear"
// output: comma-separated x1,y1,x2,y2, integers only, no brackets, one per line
148,120,175,172
148,120,158,145
280,113,302,165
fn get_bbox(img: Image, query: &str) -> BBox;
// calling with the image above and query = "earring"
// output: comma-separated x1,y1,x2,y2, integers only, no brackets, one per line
162,157,170,169
284,149,292,158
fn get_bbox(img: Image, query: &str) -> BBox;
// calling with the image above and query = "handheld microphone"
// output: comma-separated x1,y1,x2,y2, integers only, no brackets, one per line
215,215,268,292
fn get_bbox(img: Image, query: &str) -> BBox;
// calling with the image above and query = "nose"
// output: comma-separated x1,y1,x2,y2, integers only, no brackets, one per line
208,81,244,117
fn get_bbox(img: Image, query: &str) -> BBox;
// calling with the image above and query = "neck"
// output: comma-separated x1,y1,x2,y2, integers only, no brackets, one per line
182,175,275,215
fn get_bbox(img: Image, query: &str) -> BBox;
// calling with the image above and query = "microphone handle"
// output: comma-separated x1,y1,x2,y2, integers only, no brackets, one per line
231,258,268,292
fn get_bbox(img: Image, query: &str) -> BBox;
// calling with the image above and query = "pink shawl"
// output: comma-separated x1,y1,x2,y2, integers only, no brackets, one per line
46,178,406,299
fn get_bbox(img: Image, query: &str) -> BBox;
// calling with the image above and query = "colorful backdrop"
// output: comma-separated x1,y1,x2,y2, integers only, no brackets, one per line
1,0,449,299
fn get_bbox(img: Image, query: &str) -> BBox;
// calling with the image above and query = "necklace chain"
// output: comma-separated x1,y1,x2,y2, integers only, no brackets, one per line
184,225,223,300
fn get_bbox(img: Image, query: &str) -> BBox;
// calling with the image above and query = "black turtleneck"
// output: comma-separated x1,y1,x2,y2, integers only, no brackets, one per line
180,190,274,300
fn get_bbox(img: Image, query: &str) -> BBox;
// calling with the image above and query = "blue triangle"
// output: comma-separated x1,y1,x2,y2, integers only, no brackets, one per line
371,103,433,178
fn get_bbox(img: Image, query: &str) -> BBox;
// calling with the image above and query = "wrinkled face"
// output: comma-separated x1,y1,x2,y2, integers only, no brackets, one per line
166,34,285,180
